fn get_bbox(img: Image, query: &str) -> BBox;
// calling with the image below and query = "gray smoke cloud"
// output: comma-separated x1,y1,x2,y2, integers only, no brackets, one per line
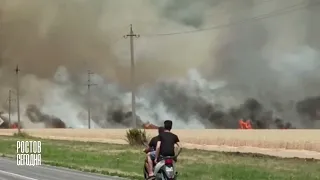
0,0,319,129
209,0,320,128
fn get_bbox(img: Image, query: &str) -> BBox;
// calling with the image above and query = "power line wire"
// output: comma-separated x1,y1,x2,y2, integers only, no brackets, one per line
142,0,318,37
131,0,274,28
143,1,305,37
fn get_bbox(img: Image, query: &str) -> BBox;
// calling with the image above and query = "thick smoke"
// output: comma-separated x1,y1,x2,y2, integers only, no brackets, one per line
0,0,319,129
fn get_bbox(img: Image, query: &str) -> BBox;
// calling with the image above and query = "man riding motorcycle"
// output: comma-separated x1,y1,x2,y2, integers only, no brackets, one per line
144,126,165,179
154,120,180,168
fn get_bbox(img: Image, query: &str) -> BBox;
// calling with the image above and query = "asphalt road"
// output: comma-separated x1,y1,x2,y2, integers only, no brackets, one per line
0,158,127,180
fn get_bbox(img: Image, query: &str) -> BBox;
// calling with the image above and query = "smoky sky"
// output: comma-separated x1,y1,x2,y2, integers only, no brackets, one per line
0,0,319,128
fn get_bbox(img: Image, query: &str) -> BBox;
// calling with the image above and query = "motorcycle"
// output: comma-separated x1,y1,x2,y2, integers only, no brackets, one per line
143,148,182,180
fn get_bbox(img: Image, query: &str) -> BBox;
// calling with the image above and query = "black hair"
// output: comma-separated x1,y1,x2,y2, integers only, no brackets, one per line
164,120,173,131
158,126,164,134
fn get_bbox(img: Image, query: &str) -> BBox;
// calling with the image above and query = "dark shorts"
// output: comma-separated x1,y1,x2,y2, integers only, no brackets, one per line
149,151,156,160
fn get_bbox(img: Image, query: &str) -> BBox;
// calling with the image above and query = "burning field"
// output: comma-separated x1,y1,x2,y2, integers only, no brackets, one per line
0,89,320,129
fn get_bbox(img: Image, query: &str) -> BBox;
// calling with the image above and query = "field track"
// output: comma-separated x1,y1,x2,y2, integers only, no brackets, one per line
1,129,320,159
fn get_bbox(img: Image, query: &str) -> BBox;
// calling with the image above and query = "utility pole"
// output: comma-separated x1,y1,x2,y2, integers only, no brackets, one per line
6,89,15,127
15,65,21,133
8,90,12,126
124,24,139,128
87,70,96,129
0,6,3,66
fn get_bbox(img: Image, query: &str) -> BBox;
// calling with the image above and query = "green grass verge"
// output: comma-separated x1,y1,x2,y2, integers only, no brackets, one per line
0,135,319,180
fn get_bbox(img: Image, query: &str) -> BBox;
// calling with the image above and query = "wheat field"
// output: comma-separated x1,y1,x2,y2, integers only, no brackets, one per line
1,129,320,159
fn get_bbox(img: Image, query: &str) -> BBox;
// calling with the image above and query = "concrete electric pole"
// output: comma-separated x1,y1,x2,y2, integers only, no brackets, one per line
8,89,12,126
6,89,16,127
15,65,21,133
87,70,96,129
124,24,139,128
0,7,3,66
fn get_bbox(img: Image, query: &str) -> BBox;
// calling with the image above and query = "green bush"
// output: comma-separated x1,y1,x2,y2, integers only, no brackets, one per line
13,132,31,138
125,128,148,146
